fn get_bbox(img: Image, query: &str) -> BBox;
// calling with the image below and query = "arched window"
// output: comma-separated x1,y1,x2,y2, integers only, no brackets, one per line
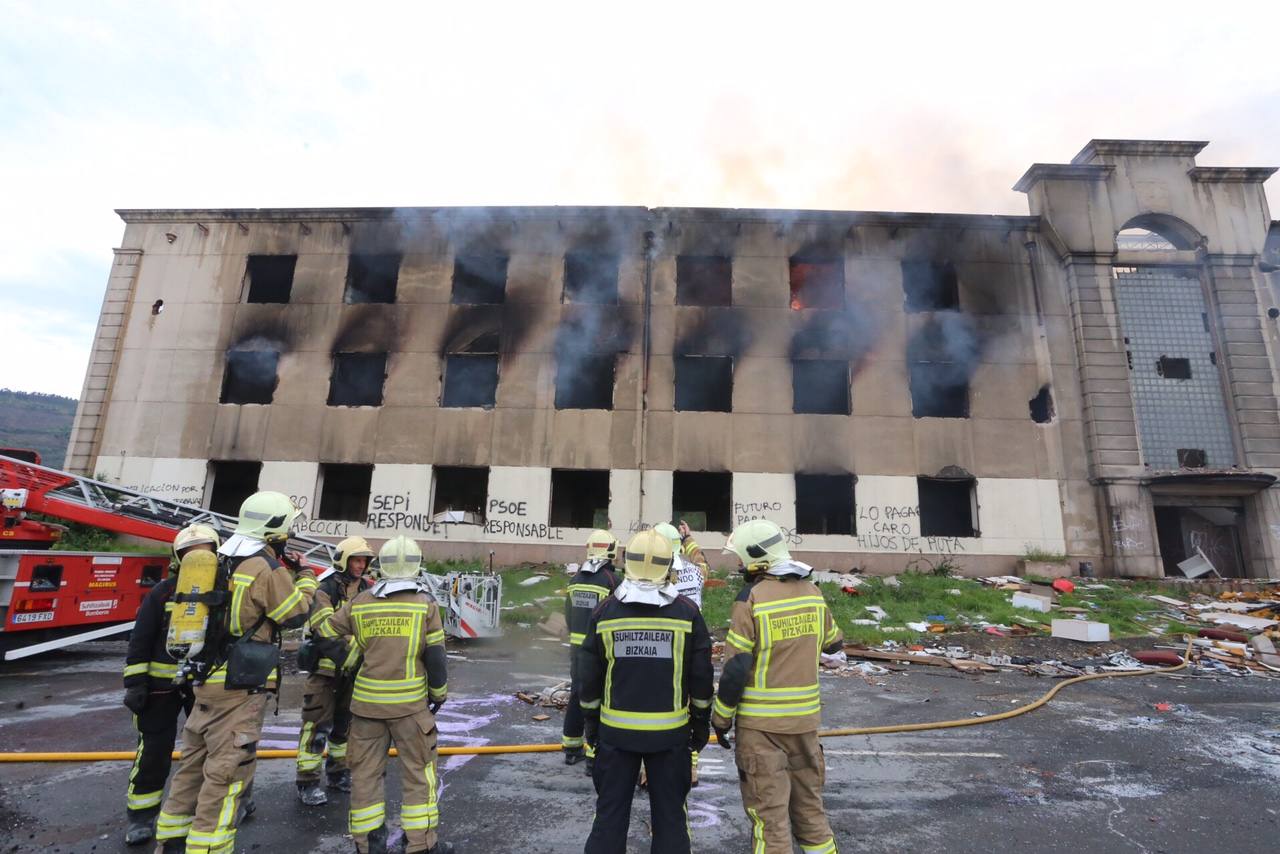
1115,214,1200,251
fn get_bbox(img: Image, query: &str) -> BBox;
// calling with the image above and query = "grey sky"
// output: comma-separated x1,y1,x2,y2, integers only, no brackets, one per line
1,0,1277,397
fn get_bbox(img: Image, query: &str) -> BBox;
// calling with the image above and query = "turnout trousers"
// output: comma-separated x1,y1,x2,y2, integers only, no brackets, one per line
296,672,353,784
348,711,440,854
734,727,836,854
125,689,193,823
155,689,267,854
561,652,594,760
585,742,692,854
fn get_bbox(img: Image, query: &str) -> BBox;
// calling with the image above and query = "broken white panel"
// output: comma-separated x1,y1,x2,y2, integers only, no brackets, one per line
1200,612,1279,631
1012,592,1053,613
1051,620,1110,642
1177,548,1217,579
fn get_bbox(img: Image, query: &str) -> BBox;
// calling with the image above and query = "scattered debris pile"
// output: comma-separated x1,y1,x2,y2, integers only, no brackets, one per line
515,680,572,709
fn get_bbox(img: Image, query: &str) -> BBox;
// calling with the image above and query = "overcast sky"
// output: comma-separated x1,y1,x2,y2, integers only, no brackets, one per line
1,0,1277,398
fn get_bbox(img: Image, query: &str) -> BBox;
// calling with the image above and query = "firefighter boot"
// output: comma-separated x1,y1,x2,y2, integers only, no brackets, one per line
364,825,406,854
563,746,585,766
298,781,328,806
123,817,154,845
327,767,352,792
156,837,187,853
426,843,456,854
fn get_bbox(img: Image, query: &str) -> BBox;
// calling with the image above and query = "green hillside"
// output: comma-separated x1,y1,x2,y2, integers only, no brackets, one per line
0,389,78,469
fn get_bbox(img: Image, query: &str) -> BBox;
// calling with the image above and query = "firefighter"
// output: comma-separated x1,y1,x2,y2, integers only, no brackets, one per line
155,491,317,854
579,530,714,854
296,535,376,805
710,519,845,854
562,529,621,770
121,523,217,846
651,520,708,786
318,535,453,854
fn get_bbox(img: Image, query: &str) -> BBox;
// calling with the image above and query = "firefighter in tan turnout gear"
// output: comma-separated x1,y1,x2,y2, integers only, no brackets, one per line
156,492,318,854
319,535,453,854
578,529,714,854
562,529,621,769
711,519,844,854
121,523,217,846
295,535,376,805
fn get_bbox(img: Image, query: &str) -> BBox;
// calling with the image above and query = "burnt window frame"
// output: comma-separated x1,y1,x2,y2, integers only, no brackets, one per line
671,471,733,533
327,352,388,407
917,476,979,538
206,460,262,517
674,355,734,413
794,473,856,536
220,348,280,405
563,251,620,305
554,353,617,410
676,255,733,306
317,463,373,523
788,255,845,310
1156,356,1192,380
441,353,500,409
431,466,490,522
343,253,401,304
901,259,960,312
244,254,298,304
792,359,851,415
549,469,611,529
451,252,509,305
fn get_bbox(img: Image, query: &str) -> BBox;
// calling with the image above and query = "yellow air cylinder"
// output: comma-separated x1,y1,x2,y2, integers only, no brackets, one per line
166,549,219,660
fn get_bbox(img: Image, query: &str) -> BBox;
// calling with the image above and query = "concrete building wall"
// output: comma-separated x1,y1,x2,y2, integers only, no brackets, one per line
67,140,1279,577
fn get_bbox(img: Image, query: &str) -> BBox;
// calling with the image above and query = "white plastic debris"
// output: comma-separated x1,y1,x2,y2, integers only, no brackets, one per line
906,621,930,632
883,576,902,589
1012,592,1052,613
1051,619,1110,642
519,575,549,587
863,605,888,622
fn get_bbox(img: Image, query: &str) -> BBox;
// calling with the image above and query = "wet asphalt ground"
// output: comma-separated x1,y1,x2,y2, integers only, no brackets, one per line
1,633,1279,854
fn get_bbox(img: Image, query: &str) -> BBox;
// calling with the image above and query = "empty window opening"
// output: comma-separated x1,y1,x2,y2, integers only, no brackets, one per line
328,352,387,407
793,360,850,415
442,354,499,408
1154,504,1246,578
918,477,977,538
344,253,400,304
676,256,732,306
452,253,508,304
318,464,373,522
207,461,261,517
550,469,610,528
795,474,855,535
1156,356,1192,380
672,471,732,533
675,356,733,412
902,260,959,312
789,256,844,310
909,363,968,418
1029,384,1055,424
432,466,489,523
564,252,619,304
555,354,615,410
152,299,164,315
1177,448,1208,469
907,318,976,419
220,347,280,404
244,254,297,303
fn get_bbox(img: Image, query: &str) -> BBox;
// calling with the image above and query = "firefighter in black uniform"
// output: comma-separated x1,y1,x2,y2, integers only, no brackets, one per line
120,523,217,846
562,529,620,770
578,529,714,854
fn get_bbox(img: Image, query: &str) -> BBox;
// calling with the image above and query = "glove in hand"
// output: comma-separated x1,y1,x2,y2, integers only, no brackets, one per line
123,684,149,715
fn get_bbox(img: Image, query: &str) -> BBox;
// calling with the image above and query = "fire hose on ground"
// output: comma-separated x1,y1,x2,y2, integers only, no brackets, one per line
0,641,1194,764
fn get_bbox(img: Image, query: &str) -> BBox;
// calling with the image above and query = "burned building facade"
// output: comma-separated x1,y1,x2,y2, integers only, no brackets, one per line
66,140,1280,578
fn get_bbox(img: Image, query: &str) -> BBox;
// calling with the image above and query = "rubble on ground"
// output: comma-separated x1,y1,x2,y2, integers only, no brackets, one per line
515,680,572,709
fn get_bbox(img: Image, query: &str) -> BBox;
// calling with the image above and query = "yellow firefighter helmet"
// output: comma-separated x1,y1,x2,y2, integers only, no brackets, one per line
724,519,791,574
586,530,619,562
623,530,674,584
334,536,375,574
172,523,220,561
234,491,299,544
653,522,682,551
377,535,423,579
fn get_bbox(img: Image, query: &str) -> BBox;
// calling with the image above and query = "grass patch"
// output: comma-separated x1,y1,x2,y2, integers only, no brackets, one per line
1022,546,1069,563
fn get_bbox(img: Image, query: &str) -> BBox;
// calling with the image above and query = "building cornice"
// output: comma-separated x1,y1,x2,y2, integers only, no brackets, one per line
1189,166,1277,184
1013,164,1113,193
1071,139,1208,164
116,206,1041,232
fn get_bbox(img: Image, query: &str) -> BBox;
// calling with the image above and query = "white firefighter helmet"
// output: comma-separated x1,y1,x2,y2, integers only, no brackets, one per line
377,535,423,579
724,519,792,574
624,530,674,584
334,535,375,574
586,530,619,562
173,523,220,561
653,522,682,551
233,491,299,543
